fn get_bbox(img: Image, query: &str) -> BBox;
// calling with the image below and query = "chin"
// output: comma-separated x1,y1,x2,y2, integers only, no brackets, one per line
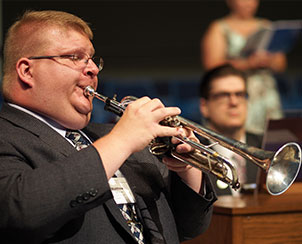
227,124,243,130
68,120,90,130
63,113,91,130
76,102,93,115
77,114,91,129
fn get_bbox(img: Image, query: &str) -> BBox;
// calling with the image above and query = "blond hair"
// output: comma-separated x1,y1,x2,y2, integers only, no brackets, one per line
2,10,93,100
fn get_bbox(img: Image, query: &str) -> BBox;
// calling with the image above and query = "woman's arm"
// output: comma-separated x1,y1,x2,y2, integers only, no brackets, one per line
201,20,287,72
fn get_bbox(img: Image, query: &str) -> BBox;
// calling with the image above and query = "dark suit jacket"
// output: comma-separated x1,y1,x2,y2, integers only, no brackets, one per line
0,103,216,244
199,132,263,196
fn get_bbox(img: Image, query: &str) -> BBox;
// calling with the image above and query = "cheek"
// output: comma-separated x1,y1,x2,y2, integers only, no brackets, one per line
40,82,76,111
36,68,71,92
239,102,247,115
54,75,81,102
214,104,228,114
209,106,228,121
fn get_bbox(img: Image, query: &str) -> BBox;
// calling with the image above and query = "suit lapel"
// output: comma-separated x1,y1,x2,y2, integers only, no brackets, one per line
0,103,75,156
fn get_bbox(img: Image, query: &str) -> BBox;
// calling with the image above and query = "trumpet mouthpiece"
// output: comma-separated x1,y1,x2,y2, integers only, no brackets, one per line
84,86,95,97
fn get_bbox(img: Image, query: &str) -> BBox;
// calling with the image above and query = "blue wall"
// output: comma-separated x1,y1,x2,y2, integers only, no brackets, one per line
0,73,301,124
90,73,302,124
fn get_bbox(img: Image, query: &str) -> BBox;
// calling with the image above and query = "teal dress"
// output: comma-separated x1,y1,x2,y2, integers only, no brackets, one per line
219,19,283,135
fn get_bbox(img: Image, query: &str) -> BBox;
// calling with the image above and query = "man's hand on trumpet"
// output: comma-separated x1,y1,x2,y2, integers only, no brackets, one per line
93,97,184,179
162,129,203,194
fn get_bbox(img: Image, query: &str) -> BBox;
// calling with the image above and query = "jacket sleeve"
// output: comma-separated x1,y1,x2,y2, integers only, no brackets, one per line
170,171,217,241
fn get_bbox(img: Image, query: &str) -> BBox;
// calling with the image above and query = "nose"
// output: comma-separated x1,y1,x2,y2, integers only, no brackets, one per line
85,59,99,78
229,93,240,105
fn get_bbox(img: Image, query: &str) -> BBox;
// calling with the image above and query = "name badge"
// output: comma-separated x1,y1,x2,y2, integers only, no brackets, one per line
108,177,136,204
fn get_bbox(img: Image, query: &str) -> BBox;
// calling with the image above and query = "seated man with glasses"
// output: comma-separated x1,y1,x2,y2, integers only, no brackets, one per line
0,10,216,244
199,64,263,196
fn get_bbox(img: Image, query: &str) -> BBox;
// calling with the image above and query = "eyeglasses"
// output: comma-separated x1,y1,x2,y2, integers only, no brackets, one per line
28,54,104,71
209,91,248,103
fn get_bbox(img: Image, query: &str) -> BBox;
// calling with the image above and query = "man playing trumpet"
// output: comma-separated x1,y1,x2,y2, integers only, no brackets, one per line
0,10,216,244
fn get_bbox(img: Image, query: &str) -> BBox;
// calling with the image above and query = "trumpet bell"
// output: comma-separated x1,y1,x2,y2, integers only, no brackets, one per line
266,142,301,195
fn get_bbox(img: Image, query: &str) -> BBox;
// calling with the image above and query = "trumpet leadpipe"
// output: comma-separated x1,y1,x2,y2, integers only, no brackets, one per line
84,86,125,116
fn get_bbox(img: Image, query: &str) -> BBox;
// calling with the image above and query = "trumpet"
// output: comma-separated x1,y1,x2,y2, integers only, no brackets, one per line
84,86,302,195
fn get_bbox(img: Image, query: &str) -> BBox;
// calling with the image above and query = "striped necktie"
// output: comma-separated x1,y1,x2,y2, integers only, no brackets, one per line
117,203,145,243
65,130,89,150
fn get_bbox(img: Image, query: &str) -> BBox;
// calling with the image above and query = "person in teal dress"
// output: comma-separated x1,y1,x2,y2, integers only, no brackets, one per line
201,0,286,134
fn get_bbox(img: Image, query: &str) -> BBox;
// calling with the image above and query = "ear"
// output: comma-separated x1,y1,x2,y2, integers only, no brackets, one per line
199,98,209,118
16,58,34,88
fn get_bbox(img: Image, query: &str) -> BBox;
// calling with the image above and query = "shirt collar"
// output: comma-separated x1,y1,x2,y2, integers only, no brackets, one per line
8,103,66,138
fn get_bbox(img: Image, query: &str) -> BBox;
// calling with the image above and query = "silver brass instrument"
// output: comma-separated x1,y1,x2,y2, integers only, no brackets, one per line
84,86,302,195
